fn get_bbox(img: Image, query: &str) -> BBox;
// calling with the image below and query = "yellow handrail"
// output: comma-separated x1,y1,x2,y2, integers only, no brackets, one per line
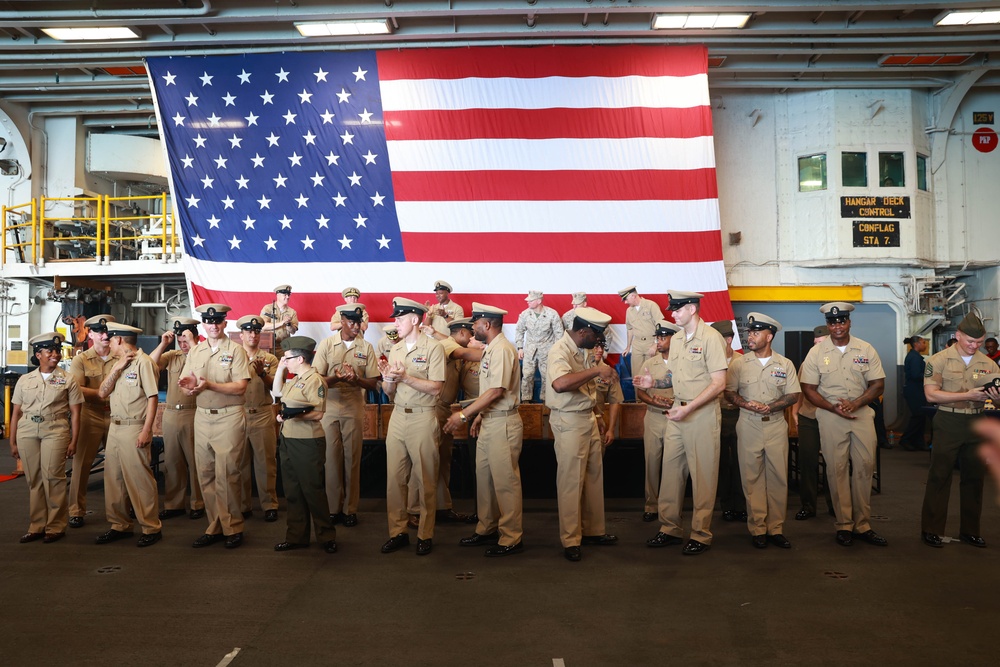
1,200,37,266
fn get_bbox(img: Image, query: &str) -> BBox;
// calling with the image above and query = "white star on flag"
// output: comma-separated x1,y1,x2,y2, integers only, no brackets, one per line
353,67,367,81
295,194,309,208
266,133,280,147
276,68,290,82
260,90,274,104
377,235,391,249
201,175,214,189
242,215,256,229
193,134,207,148
336,88,351,103
332,193,347,206
279,215,293,229
340,131,354,145
237,69,251,84
283,110,297,125
358,109,373,124
325,152,340,166
221,197,235,209
235,175,249,189
161,71,176,85
228,134,243,149
200,72,214,86
320,110,335,124
214,155,228,169
353,214,367,228
310,172,325,186
185,93,198,106
348,172,362,186
313,68,328,82
181,155,194,168
264,236,277,250
302,236,316,250
172,113,186,126
245,112,259,126
191,234,205,246
186,194,200,208
371,192,385,206
362,150,378,164
316,215,330,229
207,215,221,228
273,173,288,188
298,89,313,104
302,131,317,145
338,235,352,249
289,153,303,167
251,154,265,168
228,236,241,249
207,113,222,127
258,195,271,209
222,92,236,106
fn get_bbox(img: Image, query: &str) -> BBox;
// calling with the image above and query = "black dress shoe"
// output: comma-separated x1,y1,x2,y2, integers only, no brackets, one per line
485,542,523,557
19,532,44,543
43,532,66,544
768,534,792,549
137,532,162,548
922,532,944,548
381,533,410,553
836,530,854,547
582,534,618,546
564,546,582,562
853,529,888,547
68,516,84,528
960,533,987,548
460,531,500,546
264,510,278,523
159,508,186,520
642,512,657,522
794,509,815,521
192,533,225,548
189,509,205,520
735,511,748,521
224,533,244,549
241,510,253,519
406,515,420,530
324,540,338,554
465,513,479,524
721,510,736,522
343,514,358,527
416,538,433,556
329,512,345,525
646,532,683,548
274,541,309,551
751,534,767,549
436,509,471,523
683,539,710,555
95,529,135,545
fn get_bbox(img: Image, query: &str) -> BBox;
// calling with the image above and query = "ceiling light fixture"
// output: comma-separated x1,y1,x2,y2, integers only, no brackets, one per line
652,13,751,30
42,26,139,41
934,9,1000,26
295,19,392,37
878,54,974,66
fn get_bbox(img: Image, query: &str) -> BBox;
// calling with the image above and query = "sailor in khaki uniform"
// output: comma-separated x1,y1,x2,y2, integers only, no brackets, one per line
592,335,624,445
314,303,379,528
67,314,117,528
634,291,727,555
427,280,465,337
272,336,337,554
545,307,619,562
330,287,370,333
620,286,665,380
181,304,251,549
150,317,205,520
445,303,524,556
236,315,279,522
724,313,801,549
95,324,162,547
712,319,747,524
10,333,83,543
378,298,447,556
800,302,888,548
634,320,679,523
260,284,299,352
920,313,996,548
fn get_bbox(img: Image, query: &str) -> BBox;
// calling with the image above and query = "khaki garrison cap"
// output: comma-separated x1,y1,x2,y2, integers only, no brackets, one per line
236,315,265,331
571,292,587,306
710,320,735,338
433,280,453,293
196,303,232,323
84,314,116,331
391,297,427,318
337,303,367,322
274,285,292,294
342,287,361,299
470,302,508,322
820,302,855,320
107,323,143,337
814,325,831,338
654,320,681,337
617,286,637,300
957,312,987,338
525,290,543,301
667,291,704,310
29,332,65,349
746,312,782,333
448,317,474,332
573,306,612,334
281,336,317,353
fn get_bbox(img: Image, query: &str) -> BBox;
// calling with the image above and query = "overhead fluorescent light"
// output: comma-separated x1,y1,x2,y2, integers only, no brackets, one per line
295,19,391,37
42,26,139,41
652,13,751,30
878,54,974,66
935,9,1000,26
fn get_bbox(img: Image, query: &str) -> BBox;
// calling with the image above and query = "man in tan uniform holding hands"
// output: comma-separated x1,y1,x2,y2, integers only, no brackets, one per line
445,303,524,557
799,302,887,548
620,286,665,380
95,324,162,547
634,320,679,524
236,314,279,523
634,291,727,555
546,307,619,562
181,304,251,550
724,313,800,549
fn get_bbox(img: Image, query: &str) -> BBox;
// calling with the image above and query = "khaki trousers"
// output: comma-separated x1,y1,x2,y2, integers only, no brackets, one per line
69,409,109,518
240,409,278,512
475,412,524,546
162,409,203,511
550,409,606,548
816,407,876,533
18,426,70,535
385,409,439,540
194,408,247,536
323,408,365,515
658,402,720,544
736,414,789,536
407,406,456,513
105,423,161,534
279,435,335,545
630,338,653,379
642,410,669,513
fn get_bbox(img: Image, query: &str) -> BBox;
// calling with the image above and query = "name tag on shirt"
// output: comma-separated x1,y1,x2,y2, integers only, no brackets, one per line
689,347,703,355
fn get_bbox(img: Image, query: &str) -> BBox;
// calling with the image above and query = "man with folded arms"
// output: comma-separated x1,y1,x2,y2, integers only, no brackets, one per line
95,324,162,548
445,303,524,557
620,286,664,380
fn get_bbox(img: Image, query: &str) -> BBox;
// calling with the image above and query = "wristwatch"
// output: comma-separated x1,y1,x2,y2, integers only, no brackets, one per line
459,412,468,423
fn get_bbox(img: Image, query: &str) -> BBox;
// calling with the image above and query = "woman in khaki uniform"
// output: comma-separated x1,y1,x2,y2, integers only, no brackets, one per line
9,333,83,543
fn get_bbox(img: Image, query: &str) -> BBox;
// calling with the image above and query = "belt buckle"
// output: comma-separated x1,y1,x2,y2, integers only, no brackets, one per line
209,409,219,415
761,416,770,422
404,408,413,414
31,415,44,423
680,401,688,407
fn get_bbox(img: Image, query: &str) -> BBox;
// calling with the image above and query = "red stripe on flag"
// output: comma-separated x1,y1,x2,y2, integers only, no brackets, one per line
400,231,722,263
391,169,717,202
377,45,707,80
384,107,713,141
190,287,734,327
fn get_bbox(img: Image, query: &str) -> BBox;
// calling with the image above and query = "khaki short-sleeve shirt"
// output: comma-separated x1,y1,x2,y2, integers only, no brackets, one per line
387,335,446,409
279,366,326,439
594,360,624,409
479,332,520,412
181,337,251,409
438,336,463,406
461,360,481,401
159,349,196,408
260,303,299,345
626,298,664,344
800,335,885,404
13,367,84,416
69,347,115,414
110,351,159,420
544,331,596,412
244,349,278,410
726,351,801,417
923,345,997,410
313,333,379,413
667,320,729,401
639,355,674,406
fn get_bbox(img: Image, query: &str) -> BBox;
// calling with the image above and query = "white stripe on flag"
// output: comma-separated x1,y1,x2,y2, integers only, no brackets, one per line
379,74,710,111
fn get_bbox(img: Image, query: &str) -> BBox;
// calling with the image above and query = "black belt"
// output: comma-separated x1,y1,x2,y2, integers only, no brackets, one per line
401,407,434,414
112,418,145,425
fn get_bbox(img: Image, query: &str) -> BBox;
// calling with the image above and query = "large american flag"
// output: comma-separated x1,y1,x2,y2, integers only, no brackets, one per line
146,45,732,342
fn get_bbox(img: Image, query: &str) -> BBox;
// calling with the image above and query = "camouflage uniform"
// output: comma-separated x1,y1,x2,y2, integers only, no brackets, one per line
514,306,564,401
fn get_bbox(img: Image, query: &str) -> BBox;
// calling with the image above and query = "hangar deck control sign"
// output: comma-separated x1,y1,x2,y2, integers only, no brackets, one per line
841,196,908,248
